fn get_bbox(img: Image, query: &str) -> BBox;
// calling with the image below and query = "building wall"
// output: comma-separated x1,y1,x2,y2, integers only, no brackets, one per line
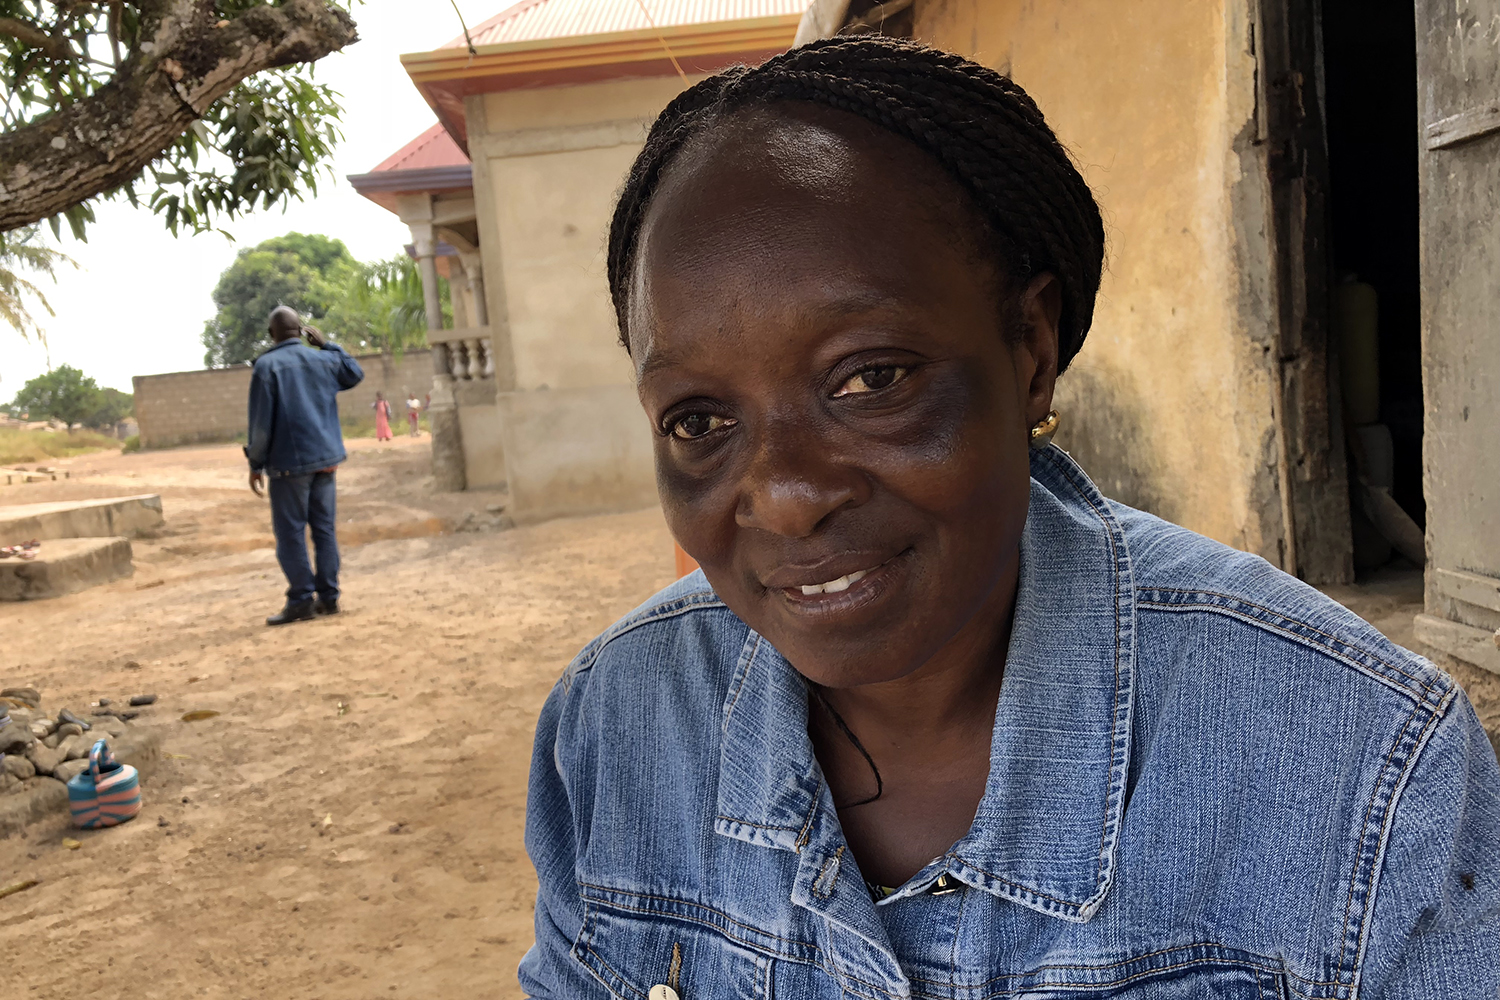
134,349,437,449
464,77,696,520
913,0,1288,563
488,142,642,392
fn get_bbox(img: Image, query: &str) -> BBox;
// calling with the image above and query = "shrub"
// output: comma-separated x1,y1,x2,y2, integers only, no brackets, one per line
122,434,141,454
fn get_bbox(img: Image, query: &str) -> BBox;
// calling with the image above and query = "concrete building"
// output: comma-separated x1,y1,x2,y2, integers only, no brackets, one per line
350,0,810,520
354,0,1499,681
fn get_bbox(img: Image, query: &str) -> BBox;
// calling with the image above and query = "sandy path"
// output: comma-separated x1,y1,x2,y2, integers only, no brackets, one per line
0,439,675,998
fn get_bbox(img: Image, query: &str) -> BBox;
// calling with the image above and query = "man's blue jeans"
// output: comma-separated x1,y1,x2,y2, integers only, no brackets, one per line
268,471,339,605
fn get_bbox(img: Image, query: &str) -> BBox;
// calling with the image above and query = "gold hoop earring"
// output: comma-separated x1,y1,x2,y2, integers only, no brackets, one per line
1029,410,1060,449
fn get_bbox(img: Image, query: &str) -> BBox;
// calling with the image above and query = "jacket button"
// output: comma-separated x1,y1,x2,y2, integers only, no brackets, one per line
649,988,680,1000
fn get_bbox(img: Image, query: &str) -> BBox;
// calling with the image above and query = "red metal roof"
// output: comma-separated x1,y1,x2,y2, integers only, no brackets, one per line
446,0,809,48
371,122,470,173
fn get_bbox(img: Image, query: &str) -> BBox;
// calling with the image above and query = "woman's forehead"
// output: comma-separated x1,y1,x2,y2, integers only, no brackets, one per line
627,106,1002,358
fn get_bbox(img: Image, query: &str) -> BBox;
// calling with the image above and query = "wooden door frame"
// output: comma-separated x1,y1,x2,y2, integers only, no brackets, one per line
1252,0,1355,584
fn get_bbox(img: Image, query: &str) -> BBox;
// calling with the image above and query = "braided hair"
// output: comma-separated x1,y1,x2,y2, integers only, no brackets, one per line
606,35,1105,371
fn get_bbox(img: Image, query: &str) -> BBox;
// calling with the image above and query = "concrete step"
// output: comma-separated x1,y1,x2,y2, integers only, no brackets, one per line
0,537,134,600
0,494,163,545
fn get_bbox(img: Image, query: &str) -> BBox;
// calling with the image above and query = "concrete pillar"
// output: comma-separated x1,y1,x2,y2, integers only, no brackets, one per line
460,252,489,327
411,222,466,492
449,270,472,331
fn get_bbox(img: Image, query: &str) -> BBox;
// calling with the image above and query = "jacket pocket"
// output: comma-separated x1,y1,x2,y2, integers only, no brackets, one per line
1014,960,1289,1000
573,897,776,1000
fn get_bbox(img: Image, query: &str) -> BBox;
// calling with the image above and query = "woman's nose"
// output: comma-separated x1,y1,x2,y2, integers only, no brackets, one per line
734,422,862,538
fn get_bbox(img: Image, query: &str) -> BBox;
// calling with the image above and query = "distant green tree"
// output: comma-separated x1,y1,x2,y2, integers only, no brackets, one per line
321,255,448,358
86,387,134,430
12,365,100,429
201,233,356,366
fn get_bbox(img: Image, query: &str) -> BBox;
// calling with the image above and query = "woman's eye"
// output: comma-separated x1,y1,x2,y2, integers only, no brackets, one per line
834,365,909,396
671,413,733,440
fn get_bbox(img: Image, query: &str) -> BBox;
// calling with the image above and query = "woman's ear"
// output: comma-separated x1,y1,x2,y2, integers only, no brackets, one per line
1017,273,1062,425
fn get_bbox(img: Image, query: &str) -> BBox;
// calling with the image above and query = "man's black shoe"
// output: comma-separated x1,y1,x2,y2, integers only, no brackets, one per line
266,600,317,626
315,597,340,616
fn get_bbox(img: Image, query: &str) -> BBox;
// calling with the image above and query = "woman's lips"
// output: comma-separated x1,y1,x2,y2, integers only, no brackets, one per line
774,550,910,616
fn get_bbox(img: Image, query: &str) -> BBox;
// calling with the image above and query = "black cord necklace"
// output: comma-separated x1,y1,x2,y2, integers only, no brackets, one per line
809,684,884,809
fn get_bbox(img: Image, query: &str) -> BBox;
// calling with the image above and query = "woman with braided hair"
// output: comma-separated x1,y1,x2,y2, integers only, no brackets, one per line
520,36,1499,999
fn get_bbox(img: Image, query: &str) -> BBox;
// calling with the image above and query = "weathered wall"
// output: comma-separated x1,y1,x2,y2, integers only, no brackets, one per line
495,384,659,523
464,77,687,520
914,0,1287,563
133,349,436,449
487,142,643,392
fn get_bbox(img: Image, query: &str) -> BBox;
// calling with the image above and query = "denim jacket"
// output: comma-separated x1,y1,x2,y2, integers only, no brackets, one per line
244,339,364,476
521,446,1500,1000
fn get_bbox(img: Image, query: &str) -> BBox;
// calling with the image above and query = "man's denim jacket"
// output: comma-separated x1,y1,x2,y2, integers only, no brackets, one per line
522,446,1500,1000
244,338,363,476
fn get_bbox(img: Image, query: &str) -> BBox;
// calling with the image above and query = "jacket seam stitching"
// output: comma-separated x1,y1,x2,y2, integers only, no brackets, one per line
1037,446,1133,905
582,940,644,1000
568,593,726,684
793,776,822,851
1347,687,1456,994
1136,591,1434,700
721,631,763,735
1334,675,1442,983
949,854,1085,911
714,815,803,834
900,942,1328,989
575,884,822,955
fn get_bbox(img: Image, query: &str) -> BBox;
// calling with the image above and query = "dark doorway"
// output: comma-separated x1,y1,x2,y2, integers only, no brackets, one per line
1320,0,1425,572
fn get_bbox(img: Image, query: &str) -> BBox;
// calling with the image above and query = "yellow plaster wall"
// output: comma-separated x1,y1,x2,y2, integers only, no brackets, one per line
915,0,1282,559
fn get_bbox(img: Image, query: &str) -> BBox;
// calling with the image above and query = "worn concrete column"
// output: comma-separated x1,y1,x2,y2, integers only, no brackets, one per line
412,224,465,492
448,269,472,331
460,251,489,326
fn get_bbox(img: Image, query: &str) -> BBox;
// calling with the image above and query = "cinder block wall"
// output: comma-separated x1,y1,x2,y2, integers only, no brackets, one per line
134,349,434,449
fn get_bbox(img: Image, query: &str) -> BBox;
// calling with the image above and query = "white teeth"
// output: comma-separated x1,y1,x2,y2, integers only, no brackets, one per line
798,569,869,596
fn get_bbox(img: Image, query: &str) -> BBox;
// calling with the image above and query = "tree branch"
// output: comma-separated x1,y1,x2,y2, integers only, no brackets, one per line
107,1,123,66
0,0,359,232
0,16,77,60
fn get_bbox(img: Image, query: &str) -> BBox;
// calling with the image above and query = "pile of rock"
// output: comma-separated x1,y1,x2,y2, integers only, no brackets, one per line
0,687,152,793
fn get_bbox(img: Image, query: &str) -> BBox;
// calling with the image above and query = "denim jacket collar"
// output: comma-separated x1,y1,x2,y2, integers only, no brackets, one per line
261,338,302,357
715,446,1137,924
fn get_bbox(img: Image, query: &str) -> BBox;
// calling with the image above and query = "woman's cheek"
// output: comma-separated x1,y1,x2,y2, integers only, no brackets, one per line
656,442,739,565
855,373,1005,503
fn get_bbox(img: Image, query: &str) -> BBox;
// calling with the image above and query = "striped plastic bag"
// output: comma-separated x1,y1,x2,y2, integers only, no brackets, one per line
67,739,141,829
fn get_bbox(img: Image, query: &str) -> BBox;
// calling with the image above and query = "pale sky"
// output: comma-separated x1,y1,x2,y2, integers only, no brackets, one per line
0,0,502,396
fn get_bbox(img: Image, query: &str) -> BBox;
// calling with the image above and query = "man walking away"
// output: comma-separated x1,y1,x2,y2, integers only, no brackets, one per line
246,306,364,626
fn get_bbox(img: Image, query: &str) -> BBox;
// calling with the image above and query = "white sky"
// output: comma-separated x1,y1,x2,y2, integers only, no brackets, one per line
0,0,502,395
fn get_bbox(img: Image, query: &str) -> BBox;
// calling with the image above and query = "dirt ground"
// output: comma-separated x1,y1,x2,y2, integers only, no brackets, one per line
1,438,1496,999
0,437,676,999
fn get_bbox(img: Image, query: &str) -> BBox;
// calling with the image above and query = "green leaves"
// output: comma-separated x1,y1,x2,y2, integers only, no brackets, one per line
200,232,357,366
201,238,446,366
0,3,352,240
146,69,345,237
320,255,448,360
